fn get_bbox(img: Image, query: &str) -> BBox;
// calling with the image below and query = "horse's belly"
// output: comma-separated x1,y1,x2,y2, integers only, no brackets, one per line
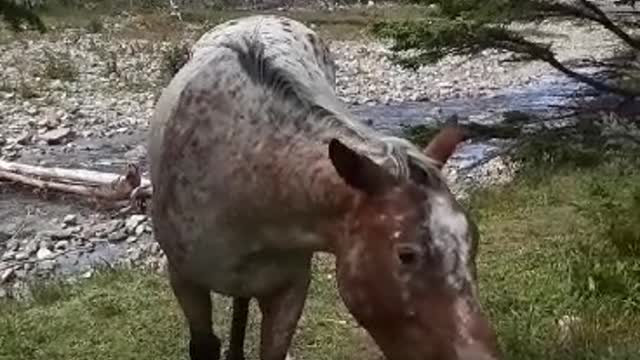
183,232,313,298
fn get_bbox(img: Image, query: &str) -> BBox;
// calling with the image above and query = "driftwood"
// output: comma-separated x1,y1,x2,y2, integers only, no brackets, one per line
0,160,153,211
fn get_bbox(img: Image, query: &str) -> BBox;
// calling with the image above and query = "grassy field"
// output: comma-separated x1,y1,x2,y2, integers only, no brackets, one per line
2,142,640,360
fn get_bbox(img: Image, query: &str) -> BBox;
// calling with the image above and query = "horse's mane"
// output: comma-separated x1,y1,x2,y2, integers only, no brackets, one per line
193,18,448,190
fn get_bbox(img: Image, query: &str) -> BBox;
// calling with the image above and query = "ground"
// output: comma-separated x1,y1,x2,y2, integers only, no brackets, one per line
1,1,640,359
3,157,640,359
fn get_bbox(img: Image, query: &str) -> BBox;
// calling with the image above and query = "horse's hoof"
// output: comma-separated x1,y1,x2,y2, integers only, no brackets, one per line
189,335,222,360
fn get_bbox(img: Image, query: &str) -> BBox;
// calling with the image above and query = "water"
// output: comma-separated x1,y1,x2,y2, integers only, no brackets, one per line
3,69,620,277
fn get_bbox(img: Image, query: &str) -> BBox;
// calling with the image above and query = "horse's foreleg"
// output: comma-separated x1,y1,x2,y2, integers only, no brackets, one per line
224,297,250,360
256,262,312,360
169,267,222,360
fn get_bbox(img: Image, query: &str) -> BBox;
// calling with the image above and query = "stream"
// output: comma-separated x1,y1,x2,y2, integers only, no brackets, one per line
0,66,623,284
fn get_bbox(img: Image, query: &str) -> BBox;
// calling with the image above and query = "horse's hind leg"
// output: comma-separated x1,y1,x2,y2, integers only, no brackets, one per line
257,261,312,360
169,267,221,360
224,297,250,360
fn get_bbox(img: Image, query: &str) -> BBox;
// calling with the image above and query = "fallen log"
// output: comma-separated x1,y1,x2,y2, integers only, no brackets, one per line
0,160,153,205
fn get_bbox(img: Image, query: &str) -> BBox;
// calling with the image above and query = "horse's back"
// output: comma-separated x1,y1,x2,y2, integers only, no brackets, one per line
148,15,337,294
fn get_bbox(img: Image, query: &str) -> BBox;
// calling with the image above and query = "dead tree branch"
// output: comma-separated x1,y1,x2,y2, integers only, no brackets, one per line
0,161,152,207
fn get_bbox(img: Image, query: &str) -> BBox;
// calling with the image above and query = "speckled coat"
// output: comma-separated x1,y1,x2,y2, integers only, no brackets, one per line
149,14,499,360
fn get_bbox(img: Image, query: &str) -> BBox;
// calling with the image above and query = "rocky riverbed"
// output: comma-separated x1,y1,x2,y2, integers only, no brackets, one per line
0,6,636,295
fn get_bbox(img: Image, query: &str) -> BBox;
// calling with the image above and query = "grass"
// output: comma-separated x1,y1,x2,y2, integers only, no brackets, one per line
3,147,640,359
2,1,424,42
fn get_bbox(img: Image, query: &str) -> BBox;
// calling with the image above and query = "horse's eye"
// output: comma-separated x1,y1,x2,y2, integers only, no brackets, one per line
395,243,423,268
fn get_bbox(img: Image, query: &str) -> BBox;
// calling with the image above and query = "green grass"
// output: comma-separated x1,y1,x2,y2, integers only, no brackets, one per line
3,156,640,359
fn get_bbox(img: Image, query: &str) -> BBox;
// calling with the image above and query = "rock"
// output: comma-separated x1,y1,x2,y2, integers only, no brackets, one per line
38,260,57,272
125,214,147,233
40,128,74,145
55,240,70,250
1,251,16,261
1,268,15,283
38,239,53,251
15,132,32,145
49,229,73,241
107,229,127,243
128,248,142,261
24,241,39,256
6,240,19,252
134,224,146,236
14,252,29,261
36,247,55,260
62,214,78,226
0,230,11,243
67,226,83,235
126,236,137,243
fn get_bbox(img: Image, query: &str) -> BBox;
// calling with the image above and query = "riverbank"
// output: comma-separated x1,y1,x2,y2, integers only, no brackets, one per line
0,3,636,293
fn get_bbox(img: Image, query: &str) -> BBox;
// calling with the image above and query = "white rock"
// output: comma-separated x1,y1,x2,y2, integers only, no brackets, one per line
36,247,55,260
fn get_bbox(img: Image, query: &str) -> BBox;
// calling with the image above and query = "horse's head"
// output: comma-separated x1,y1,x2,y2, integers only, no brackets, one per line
328,127,499,360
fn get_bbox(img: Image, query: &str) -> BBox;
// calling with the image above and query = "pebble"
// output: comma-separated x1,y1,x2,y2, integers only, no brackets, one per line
63,214,78,226
125,214,147,233
1,251,16,261
14,252,29,261
36,247,55,260
0,230,11,243
24,241,39,256
107,230,128,243
39,260,57,271
55,240,70,250
1,268,15,283
40,128,75,145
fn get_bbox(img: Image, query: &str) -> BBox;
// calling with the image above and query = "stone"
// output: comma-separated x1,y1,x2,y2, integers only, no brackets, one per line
0,230,11,243
55,240,70,250
1,268,15,283
5,240,19,252
67,226,83,235
1,251,16,261
125,214,147,233
24,241,39,256
62,214,78,226
49,229,73,241
133,223,144,236
36,247,55,260
107,230,127,243
14,252,29,261
15,132,32,145
38,260,57,272
40,128,74,145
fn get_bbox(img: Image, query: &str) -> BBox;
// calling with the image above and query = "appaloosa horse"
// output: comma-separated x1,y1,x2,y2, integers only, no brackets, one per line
149,15,500,360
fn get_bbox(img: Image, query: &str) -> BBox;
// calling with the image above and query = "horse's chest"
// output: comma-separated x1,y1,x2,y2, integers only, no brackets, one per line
185,225,317,297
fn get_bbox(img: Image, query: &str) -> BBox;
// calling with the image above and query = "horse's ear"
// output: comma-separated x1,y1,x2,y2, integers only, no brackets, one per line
423,126,468,169
328,138,397,196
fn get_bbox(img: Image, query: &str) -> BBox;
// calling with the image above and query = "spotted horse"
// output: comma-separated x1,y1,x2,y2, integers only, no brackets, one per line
149,14,501,360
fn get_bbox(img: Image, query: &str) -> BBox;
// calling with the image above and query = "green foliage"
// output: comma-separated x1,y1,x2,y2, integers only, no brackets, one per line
161,42,191,83
567,175,640,304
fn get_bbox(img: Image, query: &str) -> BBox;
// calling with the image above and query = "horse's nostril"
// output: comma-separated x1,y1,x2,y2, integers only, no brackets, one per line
395,243,422,267
398,250,417,265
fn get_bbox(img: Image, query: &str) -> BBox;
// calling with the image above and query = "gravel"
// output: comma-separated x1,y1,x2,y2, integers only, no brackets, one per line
0,10,634,292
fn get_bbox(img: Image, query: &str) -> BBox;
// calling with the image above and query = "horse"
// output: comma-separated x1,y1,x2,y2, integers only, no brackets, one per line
148,14,500,360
